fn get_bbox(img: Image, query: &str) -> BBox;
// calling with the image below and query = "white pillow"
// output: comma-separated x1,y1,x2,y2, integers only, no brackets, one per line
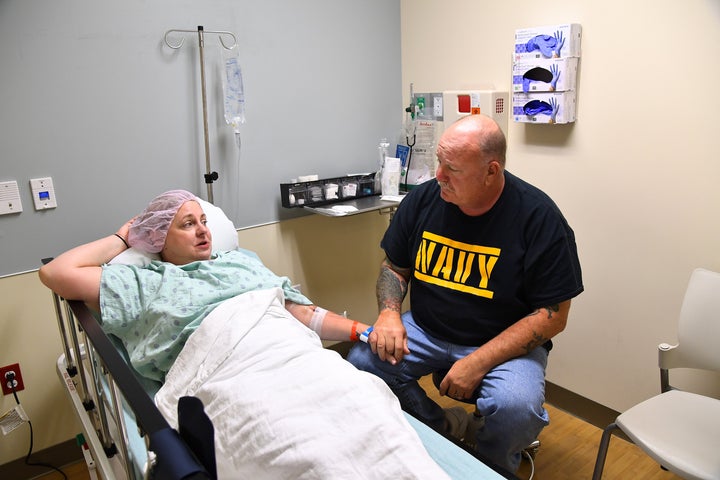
109,197,238,266
108,247,161,266
196,198,239,253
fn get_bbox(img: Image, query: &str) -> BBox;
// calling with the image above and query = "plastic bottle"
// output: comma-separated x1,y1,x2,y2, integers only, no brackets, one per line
375,138,391,193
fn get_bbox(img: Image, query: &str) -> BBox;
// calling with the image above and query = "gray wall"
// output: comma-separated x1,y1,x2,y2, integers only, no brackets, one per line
0,0,402,276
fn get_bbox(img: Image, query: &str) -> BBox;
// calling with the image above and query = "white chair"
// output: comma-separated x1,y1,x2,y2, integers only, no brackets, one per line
592,268,720,480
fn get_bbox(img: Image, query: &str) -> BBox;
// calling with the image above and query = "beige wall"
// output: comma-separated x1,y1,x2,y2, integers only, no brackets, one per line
401,0,720,411
237,213,391,323
0,212,390,465
0,271,82,464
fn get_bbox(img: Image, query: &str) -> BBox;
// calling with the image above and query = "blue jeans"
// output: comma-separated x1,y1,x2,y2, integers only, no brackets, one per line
346,311,550,473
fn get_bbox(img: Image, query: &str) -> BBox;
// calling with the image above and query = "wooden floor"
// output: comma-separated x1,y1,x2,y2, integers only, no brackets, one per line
31,461,90,480
518,403,682,480
420,375,682,480
36,377,683,480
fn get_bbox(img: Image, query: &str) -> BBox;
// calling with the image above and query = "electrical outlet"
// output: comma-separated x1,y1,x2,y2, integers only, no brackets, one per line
1,363,24,395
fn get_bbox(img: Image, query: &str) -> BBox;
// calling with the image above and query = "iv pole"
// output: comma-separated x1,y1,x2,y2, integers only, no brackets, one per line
163,26,238,204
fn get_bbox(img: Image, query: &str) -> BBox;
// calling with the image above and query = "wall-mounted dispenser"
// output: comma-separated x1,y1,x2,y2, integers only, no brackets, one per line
512,23,582,124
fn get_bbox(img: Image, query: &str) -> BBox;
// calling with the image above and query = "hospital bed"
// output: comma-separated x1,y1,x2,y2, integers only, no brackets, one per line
48,200,516,480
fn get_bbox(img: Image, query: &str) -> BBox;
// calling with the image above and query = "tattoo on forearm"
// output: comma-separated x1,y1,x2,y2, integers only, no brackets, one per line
377,265,408,312
522,330,549,354
521,304,559,353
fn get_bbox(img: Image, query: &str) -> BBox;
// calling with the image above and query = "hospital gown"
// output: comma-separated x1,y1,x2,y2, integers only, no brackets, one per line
99,249,310,382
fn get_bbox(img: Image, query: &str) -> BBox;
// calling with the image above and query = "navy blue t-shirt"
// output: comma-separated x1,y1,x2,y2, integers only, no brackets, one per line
381,171,583,347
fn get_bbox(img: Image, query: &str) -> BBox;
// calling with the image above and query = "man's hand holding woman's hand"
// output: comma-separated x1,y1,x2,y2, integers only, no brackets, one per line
367,310,410,365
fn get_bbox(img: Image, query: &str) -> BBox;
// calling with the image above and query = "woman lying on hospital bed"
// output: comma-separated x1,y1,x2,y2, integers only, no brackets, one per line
39,190,449,480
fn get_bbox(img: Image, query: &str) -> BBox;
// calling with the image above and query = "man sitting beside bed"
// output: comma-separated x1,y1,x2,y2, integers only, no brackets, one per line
39,190,450,480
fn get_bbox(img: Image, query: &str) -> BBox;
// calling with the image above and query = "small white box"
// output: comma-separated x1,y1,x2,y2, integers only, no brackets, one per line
514,23,582,60
512,57,578,93
512,91,577,124
0,180,23,215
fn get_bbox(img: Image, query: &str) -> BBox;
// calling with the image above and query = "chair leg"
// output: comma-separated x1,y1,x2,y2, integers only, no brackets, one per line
592,423,618,480
523,439,541,460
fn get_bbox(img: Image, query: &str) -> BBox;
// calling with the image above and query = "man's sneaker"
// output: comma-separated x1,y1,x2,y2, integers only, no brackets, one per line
443,406,469,441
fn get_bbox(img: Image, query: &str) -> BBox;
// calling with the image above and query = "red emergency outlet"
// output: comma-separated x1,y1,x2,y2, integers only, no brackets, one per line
1,363,24,395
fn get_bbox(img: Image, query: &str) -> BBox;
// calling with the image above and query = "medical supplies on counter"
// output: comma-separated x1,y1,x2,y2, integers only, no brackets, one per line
280,173,377,208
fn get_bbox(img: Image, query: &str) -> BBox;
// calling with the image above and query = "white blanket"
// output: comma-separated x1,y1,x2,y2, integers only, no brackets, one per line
155,288,450,480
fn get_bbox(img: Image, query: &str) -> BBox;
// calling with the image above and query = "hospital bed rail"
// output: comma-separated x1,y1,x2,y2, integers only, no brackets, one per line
47,257,214,480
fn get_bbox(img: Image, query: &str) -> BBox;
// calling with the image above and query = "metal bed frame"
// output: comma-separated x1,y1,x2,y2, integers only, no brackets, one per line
50,277,214,480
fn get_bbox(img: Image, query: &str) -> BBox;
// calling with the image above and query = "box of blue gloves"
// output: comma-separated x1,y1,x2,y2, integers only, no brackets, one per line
514,24,582,60
512,57,578,93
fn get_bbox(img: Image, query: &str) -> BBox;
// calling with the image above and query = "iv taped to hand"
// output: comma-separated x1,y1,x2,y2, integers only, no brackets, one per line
221,47,246,148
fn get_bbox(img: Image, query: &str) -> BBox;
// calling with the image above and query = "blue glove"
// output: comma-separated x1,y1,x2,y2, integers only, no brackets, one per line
522,99,553,116
549,97,559,123
525,31,567,58
552,30,565,57
522,97,560,122
549,64,560,91
526,34,557,58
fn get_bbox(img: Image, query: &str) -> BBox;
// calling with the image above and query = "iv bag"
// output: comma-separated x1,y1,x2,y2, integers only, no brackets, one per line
221,47,246,134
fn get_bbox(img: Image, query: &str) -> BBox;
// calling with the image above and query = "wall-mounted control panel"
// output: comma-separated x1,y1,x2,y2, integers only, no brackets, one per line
0,181,23,215
30,177,57,210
